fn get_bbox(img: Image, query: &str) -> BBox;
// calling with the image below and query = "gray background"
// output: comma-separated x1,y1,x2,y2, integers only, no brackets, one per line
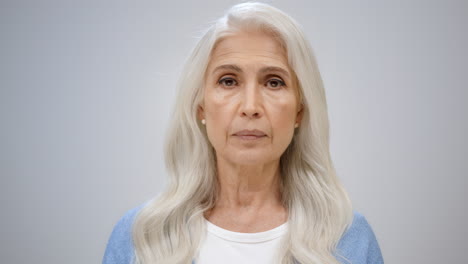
1,0,466,263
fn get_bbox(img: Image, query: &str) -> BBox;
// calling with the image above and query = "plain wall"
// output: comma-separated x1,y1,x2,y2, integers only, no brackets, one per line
1,0,466,263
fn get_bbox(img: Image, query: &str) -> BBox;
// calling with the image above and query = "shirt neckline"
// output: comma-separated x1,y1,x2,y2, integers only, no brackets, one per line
204,217,288,243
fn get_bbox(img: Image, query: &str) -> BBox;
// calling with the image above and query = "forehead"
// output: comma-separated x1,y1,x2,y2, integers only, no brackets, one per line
207,31,289,71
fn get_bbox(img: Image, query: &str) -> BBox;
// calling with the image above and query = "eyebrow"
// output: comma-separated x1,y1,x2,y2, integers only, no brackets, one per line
212,64,290,78
212,64,243,74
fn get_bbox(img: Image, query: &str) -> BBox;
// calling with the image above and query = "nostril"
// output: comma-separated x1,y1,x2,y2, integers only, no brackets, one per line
242,111,260,118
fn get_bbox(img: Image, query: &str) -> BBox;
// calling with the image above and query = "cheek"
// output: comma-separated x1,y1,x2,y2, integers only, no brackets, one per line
204,93,236,144
268,93,297,122
205,93,233,123
268,98,297,141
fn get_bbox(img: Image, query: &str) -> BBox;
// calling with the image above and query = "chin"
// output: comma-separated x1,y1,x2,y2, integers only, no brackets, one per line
226,150,272,165
232,158,266,165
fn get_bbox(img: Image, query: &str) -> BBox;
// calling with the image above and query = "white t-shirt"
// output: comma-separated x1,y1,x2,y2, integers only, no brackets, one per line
195,218,288,264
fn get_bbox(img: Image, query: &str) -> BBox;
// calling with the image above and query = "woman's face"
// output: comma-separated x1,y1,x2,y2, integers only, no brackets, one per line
199,30,303,165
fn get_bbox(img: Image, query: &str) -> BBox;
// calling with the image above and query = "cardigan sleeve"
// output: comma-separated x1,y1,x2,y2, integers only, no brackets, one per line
335,211,384,264
102,205,144,264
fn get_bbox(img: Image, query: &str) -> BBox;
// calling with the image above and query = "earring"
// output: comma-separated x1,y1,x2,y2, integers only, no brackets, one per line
294,123,299,128
201,119,206,125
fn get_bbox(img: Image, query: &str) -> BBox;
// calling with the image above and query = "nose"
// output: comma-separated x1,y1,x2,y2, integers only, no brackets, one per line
240,81,263,119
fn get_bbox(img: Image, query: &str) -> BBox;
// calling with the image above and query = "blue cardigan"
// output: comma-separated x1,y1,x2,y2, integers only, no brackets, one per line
102,203,384,264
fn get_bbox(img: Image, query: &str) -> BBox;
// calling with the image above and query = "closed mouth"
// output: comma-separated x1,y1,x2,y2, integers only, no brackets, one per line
233,129,267,137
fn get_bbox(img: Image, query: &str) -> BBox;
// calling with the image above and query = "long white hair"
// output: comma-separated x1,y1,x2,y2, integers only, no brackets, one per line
132,2,353,264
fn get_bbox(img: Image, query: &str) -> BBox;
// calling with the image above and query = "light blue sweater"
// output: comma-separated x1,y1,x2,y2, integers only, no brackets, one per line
102,203,384,264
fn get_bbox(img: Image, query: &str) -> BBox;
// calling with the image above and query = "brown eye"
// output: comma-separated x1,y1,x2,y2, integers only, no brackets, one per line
218,77,238,87
267,79,285,89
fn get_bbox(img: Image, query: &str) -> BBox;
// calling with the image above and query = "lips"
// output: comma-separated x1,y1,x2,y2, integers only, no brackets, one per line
233,129,267,137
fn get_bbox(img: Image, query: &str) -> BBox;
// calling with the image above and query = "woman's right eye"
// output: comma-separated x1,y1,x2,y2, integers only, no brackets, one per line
218,77,237,87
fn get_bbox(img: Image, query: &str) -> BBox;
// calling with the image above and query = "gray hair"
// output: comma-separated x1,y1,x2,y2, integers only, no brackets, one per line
132,2,353,263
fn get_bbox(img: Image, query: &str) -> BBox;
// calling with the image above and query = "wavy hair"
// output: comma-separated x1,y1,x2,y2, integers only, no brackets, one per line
132,2,353,264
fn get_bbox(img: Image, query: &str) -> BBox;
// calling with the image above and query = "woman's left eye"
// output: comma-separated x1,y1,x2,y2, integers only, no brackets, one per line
266,79,286,89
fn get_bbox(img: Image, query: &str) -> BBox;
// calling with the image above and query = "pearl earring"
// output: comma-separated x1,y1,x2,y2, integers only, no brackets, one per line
294,123,299,128
201,119,206,125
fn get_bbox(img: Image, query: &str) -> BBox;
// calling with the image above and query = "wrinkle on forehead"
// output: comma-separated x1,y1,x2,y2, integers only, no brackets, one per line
207,31,289,73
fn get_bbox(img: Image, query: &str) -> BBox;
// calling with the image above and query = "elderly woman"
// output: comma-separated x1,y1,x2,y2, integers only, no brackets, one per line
103,2,383,264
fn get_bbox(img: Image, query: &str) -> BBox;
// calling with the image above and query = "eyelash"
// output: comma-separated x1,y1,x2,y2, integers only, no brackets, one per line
218,77,286,89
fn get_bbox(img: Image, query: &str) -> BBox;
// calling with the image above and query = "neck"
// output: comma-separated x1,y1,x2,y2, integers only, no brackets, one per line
203,156,288,232
213,156,283,209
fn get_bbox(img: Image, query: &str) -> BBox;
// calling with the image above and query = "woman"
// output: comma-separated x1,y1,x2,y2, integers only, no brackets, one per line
103,2,383,264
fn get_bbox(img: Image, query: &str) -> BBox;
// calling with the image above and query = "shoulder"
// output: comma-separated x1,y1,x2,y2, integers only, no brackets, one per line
335,211,384,264
102,202,148,264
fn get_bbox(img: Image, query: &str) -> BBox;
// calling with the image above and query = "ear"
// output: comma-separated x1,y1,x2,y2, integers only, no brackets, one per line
197,104,205,121
296,103,304,124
